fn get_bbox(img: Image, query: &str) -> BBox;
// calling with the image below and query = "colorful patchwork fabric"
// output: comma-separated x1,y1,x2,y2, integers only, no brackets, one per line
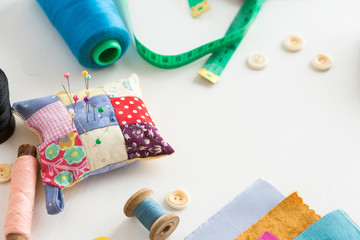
12,73,174,213
110,96,154,126
121,123,173,158
39,131,90,188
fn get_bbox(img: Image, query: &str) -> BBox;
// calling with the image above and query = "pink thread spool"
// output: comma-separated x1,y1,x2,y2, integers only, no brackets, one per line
4,144,38,240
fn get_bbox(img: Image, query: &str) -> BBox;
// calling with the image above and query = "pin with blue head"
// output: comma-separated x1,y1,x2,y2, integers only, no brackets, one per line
105,116,116,132
86,74,91,90
124,188,180,240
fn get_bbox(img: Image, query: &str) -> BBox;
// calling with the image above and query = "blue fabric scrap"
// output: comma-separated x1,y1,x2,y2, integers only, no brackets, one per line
185,178,285,240
294,210,360,240
44,183,65,215
12,95,59,121
66,94,118,135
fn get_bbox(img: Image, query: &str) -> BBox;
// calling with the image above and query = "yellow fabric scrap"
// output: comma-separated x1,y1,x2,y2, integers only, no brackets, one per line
235,192,321,240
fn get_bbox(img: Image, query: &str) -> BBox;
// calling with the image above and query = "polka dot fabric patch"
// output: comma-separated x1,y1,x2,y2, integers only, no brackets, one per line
110,96,154,126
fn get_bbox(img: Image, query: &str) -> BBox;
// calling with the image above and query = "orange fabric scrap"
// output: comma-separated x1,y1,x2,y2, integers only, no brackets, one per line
235,192,321,240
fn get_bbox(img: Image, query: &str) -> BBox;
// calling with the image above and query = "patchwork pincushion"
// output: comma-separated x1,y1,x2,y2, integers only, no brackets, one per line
12,73,174,214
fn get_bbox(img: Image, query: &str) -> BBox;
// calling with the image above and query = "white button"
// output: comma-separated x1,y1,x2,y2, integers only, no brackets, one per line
283,35,304,52
166,189,189,210
247,54,267,70
0,163,12,183
311,54,332,71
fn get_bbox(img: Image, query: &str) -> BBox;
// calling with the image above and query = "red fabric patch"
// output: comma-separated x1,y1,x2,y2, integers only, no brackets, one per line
39,131,90,189
110,96,154,126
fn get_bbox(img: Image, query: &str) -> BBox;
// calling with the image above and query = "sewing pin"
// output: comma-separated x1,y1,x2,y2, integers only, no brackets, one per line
98,107,104,118
82,70,88,88
84,96,90,123
68,110,87,134
95,138,102,145
105,116,116,132
72,95,79,126
64,72,72,101
68,109,75,127
62,84,75,108
91,104,96,121
85,74,91,90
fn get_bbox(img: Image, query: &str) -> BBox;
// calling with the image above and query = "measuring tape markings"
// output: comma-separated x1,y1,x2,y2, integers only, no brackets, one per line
188,0,211,18
123,0,265,83
199,0,266,83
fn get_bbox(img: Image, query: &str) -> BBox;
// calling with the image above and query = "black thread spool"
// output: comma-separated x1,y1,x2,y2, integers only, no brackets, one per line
0,69,15,144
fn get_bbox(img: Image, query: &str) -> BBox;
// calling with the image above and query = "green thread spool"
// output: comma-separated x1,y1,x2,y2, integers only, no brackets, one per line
124,188,180,240
91,39,122,66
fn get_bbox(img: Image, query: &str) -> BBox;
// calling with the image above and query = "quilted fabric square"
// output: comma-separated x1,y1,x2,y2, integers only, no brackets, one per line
26,101,76,149
39,131,90,188
12,74,174,190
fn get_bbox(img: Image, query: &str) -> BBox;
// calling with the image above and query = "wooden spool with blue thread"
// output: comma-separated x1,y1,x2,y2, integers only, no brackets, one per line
124,188,180,240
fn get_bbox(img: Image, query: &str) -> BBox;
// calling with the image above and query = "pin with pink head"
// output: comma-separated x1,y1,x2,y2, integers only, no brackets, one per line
64,72,73,102
64,72,70,79
73,94,79,111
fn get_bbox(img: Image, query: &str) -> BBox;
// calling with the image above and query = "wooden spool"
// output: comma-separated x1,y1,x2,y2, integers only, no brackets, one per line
124,188,180,240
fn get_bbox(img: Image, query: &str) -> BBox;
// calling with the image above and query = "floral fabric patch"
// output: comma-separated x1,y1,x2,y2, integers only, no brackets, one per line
121,123,174,159
39,131,90,189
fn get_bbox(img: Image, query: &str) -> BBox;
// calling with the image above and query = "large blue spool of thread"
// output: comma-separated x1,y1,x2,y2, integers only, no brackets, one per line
36,0,131,68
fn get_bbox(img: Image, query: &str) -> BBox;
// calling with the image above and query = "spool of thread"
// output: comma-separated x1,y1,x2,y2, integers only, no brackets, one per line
4,144,38,240
36,0,130,68
124,188,180,240
0,69,15,144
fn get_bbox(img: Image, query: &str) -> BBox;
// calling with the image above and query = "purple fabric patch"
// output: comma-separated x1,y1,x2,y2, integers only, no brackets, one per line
258,231,280,240
120,123,174,159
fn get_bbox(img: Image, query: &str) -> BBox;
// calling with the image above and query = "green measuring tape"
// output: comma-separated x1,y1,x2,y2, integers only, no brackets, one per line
122,0,265,83
188,0,211,18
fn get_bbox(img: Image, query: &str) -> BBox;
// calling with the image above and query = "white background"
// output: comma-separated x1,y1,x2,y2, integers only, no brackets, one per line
1,0,360,239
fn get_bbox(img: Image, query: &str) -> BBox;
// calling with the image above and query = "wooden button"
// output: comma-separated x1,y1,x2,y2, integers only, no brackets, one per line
166,189,189,210
312,54,332,71
283,35,304,52
0,163,11,183
247,54,267,70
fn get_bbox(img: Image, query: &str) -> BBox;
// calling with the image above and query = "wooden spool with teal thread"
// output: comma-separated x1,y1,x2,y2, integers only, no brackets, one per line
124,188,180,240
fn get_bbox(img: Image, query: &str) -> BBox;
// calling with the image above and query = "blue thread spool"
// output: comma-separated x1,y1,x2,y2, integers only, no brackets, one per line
36,0,130,68
0,69,15,144
124,188,180,240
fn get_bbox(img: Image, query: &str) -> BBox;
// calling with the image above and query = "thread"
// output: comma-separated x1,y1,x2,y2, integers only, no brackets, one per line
4,144,38,240
124,188,180,240
0,69,15,144
36,0,130,68
135,198,168,231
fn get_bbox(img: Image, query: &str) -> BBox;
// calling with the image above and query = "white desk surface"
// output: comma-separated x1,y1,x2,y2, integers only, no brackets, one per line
1,0,360,239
